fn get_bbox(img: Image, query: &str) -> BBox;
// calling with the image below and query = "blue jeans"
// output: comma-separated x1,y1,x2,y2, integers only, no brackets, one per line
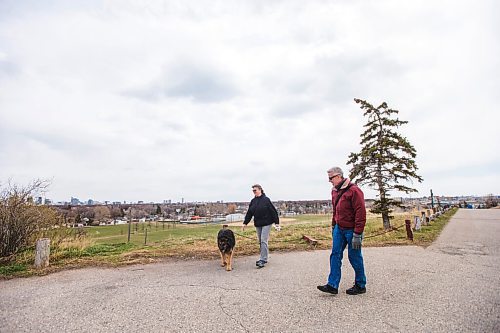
328,225,366,289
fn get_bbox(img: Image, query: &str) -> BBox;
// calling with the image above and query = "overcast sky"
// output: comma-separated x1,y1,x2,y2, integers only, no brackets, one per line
1,0,499,203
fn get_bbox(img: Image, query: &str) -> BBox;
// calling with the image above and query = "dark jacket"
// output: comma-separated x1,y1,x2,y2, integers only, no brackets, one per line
244,194,279,227
331,178,366,234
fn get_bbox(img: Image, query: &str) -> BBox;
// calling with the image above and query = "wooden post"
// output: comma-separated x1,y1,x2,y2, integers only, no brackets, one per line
144,229,148,245
127,218,132,243
405,220,413,241
302,235,318,246
34,238,51,269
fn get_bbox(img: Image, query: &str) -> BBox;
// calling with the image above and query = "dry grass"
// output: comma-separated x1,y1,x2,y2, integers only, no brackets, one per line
0,208,457,278
58,237,95,250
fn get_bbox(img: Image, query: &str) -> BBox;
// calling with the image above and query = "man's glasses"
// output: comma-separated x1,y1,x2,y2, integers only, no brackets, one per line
252,189,258,192
329,174,340,180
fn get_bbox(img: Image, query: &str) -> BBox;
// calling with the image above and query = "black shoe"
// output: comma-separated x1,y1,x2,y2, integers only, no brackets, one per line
256,261,265,268
256,260,267,266
317,284,338,294
346,284,366,295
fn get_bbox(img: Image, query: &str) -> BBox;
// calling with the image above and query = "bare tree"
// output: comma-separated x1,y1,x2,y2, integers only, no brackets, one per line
226,204,237,214
93,206,111,224
110,206,124,219
485,194,498,208
0,179,61,258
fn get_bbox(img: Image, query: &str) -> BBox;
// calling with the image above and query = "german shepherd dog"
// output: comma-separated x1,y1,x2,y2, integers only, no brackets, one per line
217,225,236,271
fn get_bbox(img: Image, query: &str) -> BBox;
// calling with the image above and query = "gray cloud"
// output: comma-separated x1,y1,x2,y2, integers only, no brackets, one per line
0,0,498,202
273,99,319,118
125,64,238,103
312,52,409,104
0,59,19,78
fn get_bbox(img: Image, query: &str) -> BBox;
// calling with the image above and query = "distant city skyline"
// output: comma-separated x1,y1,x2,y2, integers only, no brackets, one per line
41,193,497,206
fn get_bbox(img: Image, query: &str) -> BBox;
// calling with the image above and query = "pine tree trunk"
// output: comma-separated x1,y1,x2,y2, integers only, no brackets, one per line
382,212,391,230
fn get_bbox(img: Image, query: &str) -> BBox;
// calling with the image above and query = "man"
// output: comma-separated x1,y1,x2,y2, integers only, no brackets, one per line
317,166,367,295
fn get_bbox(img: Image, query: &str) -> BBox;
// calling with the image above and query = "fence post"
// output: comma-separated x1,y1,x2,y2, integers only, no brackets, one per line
405,220,413,241
127,218,131,243
144,229,148,245
414,215,421,231
34,238,51,269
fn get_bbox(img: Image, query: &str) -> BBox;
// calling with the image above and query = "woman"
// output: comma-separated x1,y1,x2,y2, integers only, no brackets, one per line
242,184,280,268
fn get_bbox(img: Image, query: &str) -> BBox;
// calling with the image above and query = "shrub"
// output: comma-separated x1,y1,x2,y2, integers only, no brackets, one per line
0,180,62,258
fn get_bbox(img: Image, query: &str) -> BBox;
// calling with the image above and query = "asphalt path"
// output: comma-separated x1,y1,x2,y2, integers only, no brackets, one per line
1,209,499,332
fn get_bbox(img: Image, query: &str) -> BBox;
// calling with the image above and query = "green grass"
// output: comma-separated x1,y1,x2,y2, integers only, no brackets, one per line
0,263,28,275
89,222,222,245
0,209,457,278
49,243,136,261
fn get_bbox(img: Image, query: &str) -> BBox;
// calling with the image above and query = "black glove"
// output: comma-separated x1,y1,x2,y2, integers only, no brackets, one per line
352,233,363,250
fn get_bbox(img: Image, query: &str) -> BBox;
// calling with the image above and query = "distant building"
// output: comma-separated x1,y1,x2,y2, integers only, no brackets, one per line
35,197,43,205
70,197,81,205
225,213,245,222
87,199,94,205
44,198,52,205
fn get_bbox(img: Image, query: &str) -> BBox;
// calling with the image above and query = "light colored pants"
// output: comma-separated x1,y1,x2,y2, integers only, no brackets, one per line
256,225,272,262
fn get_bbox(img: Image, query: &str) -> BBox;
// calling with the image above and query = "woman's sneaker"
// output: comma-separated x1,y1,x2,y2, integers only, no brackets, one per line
256,260,266,268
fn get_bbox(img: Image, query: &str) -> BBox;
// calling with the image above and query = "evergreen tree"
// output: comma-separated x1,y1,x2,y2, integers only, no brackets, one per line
347,98,423,229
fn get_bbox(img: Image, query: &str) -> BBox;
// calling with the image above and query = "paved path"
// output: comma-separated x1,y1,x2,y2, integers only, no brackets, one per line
1,209,499,332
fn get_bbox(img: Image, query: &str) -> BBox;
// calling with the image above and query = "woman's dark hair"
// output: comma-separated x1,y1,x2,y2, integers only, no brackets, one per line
252,184,264,194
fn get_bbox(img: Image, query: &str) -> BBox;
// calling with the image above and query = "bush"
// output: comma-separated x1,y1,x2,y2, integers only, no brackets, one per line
0,179,62,258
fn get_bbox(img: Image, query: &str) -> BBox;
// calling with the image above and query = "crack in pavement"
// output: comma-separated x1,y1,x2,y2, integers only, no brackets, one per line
218,293,249,333
154,283,301,300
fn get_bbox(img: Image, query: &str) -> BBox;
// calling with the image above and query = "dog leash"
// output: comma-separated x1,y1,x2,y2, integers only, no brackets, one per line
231,230,255,240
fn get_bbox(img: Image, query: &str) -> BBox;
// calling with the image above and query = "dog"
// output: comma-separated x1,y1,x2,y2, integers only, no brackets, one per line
217,225,236,271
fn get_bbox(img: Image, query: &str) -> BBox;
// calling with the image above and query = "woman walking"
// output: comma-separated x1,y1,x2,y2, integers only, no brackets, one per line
242,184,280,268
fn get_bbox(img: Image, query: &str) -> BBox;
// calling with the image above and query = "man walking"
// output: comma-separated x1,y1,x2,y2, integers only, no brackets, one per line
317,166,367,295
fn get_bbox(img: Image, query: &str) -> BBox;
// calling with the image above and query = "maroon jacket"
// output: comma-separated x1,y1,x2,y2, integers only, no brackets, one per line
331,178,366,234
